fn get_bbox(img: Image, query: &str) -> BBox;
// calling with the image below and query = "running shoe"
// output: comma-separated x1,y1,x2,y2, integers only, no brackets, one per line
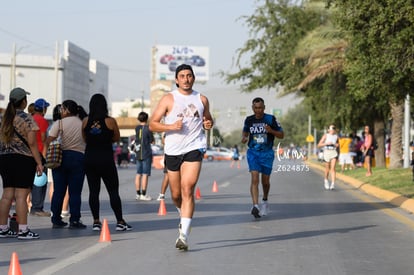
92,223,102,231
0,228,17,238
260,201,269,216
157,193,165,201
116,222,132,231
251,206,261,218
330,182,335,190
140,194,152,201
175,232,188,251
135,194,140,200
324,179,330,190
18,229,40,240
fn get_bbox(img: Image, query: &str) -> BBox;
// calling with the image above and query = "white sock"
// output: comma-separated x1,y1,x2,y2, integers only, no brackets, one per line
19,224,28,232
180,217,192,237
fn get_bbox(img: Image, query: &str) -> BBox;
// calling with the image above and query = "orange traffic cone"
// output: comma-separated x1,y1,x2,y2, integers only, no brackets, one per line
195,187,202,200
8,252,22,275
158,199,167,216
99,219,111,243
212,181,218,193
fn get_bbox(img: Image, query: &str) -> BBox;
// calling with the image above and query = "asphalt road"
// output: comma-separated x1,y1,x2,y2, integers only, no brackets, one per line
1,158,414,275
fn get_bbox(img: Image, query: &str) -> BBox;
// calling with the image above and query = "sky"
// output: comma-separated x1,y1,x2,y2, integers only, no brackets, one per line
0,0,301,124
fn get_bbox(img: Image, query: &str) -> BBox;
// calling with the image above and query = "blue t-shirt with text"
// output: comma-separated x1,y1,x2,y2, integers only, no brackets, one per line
242,113,283,151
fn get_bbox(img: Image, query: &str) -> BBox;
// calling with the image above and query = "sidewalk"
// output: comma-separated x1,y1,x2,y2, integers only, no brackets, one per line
306,160,414,214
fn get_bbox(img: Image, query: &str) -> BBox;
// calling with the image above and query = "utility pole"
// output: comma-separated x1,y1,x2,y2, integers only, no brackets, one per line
141,90,144,111
10,43,16,90
54,41,59,106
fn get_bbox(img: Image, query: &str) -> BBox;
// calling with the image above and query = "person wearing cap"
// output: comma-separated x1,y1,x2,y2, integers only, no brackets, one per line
149,64,214,251
30,98,51,217
0,87,42,239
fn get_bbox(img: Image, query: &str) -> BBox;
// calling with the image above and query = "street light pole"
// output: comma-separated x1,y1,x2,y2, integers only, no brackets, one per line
10,43,29,89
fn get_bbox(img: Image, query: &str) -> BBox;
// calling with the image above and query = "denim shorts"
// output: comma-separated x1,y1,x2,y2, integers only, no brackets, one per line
136,157,152,175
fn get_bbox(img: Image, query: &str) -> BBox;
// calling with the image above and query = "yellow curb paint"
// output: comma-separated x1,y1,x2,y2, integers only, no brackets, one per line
306,161,414,214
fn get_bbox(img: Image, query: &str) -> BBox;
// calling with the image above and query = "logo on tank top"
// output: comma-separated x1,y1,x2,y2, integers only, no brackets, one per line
178,103,200,118
89,120,102,135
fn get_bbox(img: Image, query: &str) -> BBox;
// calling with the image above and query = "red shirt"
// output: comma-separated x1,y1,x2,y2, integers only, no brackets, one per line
32,113,49,152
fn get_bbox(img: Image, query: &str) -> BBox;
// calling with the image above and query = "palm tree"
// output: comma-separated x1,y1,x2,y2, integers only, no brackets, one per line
294,23,347,90
292,13,388,167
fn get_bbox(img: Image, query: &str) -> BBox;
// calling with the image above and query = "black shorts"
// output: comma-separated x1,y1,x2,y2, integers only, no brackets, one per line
165,149,204,172
0,154,36,189
366,149,374,158
163,157,167,173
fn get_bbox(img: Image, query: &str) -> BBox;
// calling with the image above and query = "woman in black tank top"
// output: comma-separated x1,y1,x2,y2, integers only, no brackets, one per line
82,94,132,232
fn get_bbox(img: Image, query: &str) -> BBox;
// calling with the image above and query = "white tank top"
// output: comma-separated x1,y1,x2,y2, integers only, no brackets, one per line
164,90,206,155
325,133,338,149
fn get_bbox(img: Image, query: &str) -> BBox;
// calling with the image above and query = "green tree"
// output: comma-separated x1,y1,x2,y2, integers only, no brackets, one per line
330,0,414,168
279,103,310,147
222,0,327,92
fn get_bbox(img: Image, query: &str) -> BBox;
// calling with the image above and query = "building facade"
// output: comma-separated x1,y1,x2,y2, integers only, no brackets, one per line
0,40,108,119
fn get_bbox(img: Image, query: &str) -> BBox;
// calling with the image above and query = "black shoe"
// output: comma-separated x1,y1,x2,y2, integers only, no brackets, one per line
52,221,68,229
0,228,17,238
116,222,132,231
251,206,261,218
18,229,40,240
69,221,87,229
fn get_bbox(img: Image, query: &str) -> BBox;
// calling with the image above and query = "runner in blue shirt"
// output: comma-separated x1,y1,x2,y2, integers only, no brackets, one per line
242,97,284,218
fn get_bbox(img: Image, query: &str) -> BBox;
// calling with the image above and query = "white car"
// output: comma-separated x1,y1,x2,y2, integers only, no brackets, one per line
204,147,234,161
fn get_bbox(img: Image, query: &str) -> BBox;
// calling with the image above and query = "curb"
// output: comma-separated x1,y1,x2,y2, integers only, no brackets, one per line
306,161,414,214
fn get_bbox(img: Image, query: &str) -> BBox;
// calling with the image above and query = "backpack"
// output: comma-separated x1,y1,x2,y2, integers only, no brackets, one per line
371,138,378,150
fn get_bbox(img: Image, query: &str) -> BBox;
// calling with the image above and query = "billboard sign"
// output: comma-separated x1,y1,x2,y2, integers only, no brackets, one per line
154,45,209,81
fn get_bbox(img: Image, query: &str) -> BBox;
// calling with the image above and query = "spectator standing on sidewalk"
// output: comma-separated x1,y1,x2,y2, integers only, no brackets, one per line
47,104,70,218
30,98,51,217
132,111,154,201
82,94,131,231
338,133,355,172
361,125,374,176
241,97,284,218
0,87,42,239
45,100,87,229
149,64,214,251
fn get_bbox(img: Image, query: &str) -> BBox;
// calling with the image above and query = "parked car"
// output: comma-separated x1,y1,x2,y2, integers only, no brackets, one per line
129,144,164,164
204,147,233,161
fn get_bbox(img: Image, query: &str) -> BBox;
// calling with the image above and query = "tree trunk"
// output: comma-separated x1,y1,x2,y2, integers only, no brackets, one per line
373,119,385,167
389,102,404,168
